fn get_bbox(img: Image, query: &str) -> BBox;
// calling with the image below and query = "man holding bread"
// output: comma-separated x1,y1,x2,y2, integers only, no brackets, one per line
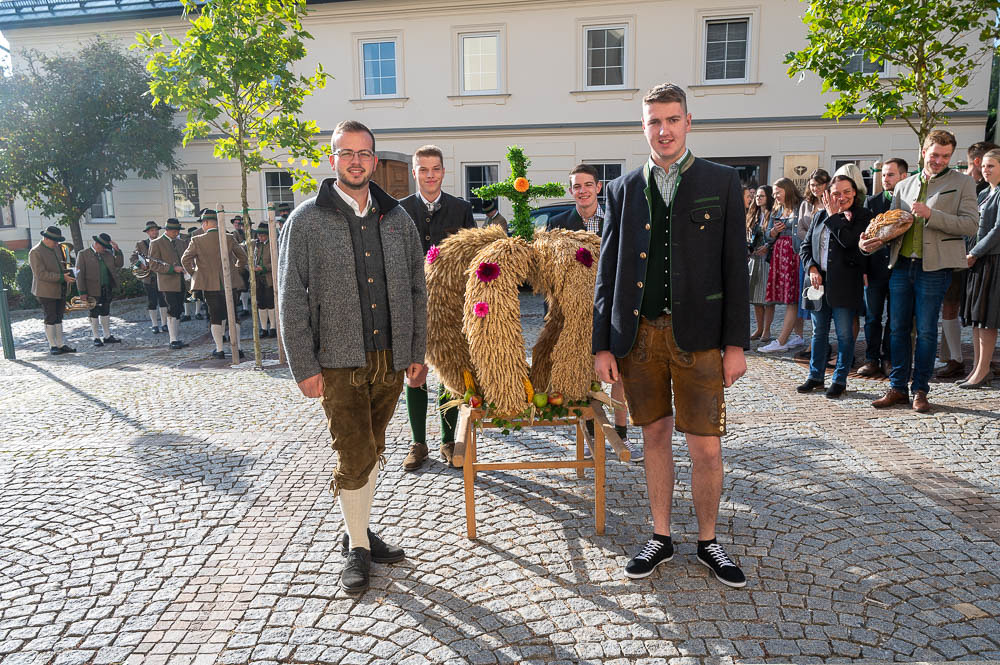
861,130,979,413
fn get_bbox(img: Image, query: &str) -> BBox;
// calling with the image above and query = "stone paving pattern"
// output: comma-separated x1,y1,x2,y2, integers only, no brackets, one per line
1,296,999,664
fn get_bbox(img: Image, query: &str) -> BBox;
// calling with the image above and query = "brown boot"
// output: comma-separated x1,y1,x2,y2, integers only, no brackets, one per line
440,441,455,467
872,388,909,408
857,362,883,377
935,360,964,379
912,390,931,413
403,442,428,471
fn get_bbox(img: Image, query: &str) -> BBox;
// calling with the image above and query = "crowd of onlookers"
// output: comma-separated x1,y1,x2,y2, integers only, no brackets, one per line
743,133,999,410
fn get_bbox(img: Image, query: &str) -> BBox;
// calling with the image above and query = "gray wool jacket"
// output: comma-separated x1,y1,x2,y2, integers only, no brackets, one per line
277,178,427,383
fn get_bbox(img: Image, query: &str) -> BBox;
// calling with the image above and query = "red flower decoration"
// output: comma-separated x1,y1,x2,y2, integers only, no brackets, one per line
474,301,489,318
426,245,440,264
575,247,593,268
476,261,500,283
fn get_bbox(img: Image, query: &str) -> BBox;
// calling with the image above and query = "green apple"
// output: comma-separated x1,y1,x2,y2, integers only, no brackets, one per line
533,392,548,408
463,388,474,402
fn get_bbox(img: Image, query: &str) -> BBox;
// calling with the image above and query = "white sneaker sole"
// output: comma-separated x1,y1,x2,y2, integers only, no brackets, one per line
697,555,747,587
624,552,673,579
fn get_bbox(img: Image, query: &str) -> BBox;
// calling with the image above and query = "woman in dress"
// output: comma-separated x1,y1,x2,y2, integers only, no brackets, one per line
759,178,804,352
958,148,1000,388
796,175,871,397
747,186,774,340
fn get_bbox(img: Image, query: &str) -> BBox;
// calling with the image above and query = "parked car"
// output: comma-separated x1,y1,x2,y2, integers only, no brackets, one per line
528,202,574,231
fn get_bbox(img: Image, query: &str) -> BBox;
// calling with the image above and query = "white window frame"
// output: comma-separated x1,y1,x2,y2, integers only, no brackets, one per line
170,171,200,222
575,16,636,92
583,24,628,90
359,37,401,99
261,170,296,212
463,162,500,216
694,7,760,86
350,30,406,102
88,189,115,224
452,25,507,96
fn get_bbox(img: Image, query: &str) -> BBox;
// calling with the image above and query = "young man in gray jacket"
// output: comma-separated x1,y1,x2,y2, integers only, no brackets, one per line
863,130,979,413
278,120,426,595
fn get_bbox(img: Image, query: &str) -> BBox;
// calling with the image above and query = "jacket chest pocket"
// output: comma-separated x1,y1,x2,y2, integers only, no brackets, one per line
690,205,723,230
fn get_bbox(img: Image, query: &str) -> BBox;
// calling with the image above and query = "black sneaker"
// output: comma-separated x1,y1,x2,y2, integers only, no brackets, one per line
195,312,204,320
268,329,277,338
697,541,747,588
625,538,674,579
825,383,846,399
170,340,188,350
151,325,161,334
179,315,192,322
210,350,226,360
796,378,824,393
341,529,405,563
103,335,121,344
93,338,104,347
341,548,371,594
259,329,268,339
59,345,76,353
49,346,65,355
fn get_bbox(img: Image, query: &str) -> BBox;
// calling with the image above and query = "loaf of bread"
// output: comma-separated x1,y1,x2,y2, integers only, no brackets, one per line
862,209,914,242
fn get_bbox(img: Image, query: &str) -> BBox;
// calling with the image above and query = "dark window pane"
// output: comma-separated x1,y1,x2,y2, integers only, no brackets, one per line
727,40,747,61
606,46,623,68
728,20,748,40
706,22,726,41
589,68,605,86
588,29,605,49
607,28,624,48
606,67,623,86
706,41,726,61
726,60,745,79
706,61,725,80
589,48,605,68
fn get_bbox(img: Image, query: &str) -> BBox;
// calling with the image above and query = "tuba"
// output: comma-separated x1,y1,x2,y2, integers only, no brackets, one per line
66,295,97,312
132,252,152,280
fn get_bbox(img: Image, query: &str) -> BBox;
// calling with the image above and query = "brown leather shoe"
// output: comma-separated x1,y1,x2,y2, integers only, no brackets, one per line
402,442,428,471
440,441,455,467
912,390,931,413
857,362,882,377
872,388,909,408
935,360,965,379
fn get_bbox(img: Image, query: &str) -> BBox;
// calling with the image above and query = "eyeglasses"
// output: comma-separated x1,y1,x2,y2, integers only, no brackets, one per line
335,149,375,162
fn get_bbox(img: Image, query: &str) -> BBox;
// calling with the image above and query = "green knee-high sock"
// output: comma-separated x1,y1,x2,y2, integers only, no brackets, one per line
439,389,458,443
406,385,428,444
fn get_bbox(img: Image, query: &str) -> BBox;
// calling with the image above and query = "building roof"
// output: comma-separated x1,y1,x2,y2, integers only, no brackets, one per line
0,0,348,29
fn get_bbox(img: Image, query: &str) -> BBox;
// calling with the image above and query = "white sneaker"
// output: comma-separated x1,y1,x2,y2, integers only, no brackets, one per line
758,339,789,353
786,334,805,348
625,436,644,463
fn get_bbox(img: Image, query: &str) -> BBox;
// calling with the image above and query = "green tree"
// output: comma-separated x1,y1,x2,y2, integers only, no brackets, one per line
785,0,1000,156
0,39,181,249
135,0,331,367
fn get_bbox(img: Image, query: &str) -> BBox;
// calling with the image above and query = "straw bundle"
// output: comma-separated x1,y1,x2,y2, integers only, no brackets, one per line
530,230,602,401
463,236,537,416
425,225,507,397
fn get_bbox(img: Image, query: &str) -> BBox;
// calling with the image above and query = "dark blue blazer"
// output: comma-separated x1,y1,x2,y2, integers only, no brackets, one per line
800,204,870,310
592,158,750,356
548,207,604,235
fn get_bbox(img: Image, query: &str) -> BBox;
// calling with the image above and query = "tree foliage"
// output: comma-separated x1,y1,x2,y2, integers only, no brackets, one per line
134,0,331,200
0,39,181,249
785,0,1000,151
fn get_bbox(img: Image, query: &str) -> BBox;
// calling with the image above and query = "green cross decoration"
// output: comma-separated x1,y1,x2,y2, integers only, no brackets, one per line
472,146,565,241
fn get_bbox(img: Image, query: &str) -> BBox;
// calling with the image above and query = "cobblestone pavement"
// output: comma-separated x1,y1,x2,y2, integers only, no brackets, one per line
1,296,999,665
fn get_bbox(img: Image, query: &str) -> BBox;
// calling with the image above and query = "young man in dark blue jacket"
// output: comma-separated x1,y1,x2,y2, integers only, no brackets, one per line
593,83,750,587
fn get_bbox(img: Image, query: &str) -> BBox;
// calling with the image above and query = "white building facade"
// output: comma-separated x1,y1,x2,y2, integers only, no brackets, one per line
0,0,994,249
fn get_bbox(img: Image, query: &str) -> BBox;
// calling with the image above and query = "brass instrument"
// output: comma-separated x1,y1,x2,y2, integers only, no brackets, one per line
131,253,152,280
66,295,97,312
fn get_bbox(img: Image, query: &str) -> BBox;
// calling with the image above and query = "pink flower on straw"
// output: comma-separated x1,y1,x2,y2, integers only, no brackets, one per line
474,301,489,318
476,261,500,283
426,245,440,264
575,247,593,268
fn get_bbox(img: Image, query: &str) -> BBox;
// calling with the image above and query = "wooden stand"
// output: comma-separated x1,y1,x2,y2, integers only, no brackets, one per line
453,394,629,539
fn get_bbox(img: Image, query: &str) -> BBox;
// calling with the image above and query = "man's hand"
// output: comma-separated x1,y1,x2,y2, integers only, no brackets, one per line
594,351,620,383
967,254,977,268
405,363,427,387
859,237,883,254
297,373,323,398
809,267,823,289
911,202,932,219
110,241,119,251
64,273,76,284
722,346,747,388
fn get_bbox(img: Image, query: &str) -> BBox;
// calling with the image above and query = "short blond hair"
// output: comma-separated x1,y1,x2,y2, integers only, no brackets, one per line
412,145,444,168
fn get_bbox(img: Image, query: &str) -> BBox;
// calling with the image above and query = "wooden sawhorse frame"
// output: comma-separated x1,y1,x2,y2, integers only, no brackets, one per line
452,395,629,539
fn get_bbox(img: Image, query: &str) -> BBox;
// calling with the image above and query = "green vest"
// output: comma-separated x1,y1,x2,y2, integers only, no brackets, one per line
641,173,671,318
899,173,930,259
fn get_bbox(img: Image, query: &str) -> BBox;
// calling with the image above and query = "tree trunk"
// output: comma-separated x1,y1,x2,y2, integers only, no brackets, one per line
67,214,84,252
239,149,263,370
